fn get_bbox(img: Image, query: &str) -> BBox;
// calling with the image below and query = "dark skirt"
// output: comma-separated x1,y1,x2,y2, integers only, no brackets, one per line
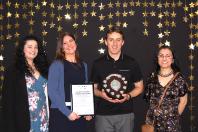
49,108,87,132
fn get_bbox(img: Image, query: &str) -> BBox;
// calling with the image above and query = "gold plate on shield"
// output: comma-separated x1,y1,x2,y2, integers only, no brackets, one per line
103,74,127,99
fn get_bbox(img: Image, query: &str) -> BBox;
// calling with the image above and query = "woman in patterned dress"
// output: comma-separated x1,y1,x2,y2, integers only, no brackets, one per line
144,45,188,132
2,35,49,132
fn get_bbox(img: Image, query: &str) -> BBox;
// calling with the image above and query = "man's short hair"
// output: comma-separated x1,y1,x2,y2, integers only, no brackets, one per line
105,26,125,40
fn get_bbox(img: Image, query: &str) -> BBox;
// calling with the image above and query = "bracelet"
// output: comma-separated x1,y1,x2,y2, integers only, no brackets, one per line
127,93,132,100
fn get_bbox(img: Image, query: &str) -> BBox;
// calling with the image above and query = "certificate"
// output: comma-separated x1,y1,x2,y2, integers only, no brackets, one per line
71,84,94,115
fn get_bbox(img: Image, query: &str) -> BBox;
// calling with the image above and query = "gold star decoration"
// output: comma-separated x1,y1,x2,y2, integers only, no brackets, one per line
158,33,164,38
99,37,104,44
189,75,194,81
158,13,164,19
29,19,35,25
164,30,170,36
57,4,63,11
115,1,121,7
143,29,149,36
14,22,20,29
171,21,176,27
22,13,27,19
82,1,88,8
82,19,88,26
41,11,47,17
42,0,47,6
157,22,163,28
14,32,20,38
35,4,40,10
116,21,121,27
150,11,156,16
108,23,113,29
189,2,195,8
157,2,163,8
73,23,78,29
65,13,71,20
57,15,63,21
82,29,88,36
7,12,12,18
22,3,27,9
108,12,113,19
142,1,148,7
6,34,12,40
135,1,141,7
129,1,135,7
65,3,71,9
49,22,55,28
164,1,170,8
129,10,135,16
177,1,183,7
91,10,96,17
50,12,55,18
0,3,3,10
149,1,155,7
82,11,88,17
91,1,97,7
142,11,148,17
42,21,48,27
42,30,48,36
14,2,20,8
57,25,63,32
0,35,4,41
107,2,113,8
183,6,188,11
143,21,148,27
115,11,121,17
164,19,170,26
29,10,35,16
28,1,34,7
164,11,169,16
49,2,55,8
73,3,79,9
122,11,128,17
170,11,176,18
99,25,105,31
123,22,128,28
6,24,12,30
188,54,194,60
98,3,105,10
171,2,176,8
6,1,11,7
99,14,105,21
0,66,4,71
123,2,128,8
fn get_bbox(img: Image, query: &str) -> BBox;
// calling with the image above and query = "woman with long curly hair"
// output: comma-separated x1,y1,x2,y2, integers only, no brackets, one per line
2,35,49,132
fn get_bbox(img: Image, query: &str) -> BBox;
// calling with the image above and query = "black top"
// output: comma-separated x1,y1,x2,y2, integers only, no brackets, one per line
63,60,86,103
2,67,31,132
91,53,142,115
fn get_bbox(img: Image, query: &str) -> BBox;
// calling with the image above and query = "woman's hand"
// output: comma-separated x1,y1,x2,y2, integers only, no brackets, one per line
68,112,80,121
84,115,93,121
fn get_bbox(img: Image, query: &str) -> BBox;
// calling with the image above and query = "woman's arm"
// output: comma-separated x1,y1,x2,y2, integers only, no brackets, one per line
178,94,188,115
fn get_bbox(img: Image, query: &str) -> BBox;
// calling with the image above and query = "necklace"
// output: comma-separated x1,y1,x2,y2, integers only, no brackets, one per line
158,70,174,77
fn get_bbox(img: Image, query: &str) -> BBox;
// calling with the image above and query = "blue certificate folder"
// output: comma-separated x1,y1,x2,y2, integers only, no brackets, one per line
70,84,95,115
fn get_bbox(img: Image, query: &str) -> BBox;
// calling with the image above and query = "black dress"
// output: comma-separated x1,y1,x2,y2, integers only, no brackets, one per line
144,72,188,132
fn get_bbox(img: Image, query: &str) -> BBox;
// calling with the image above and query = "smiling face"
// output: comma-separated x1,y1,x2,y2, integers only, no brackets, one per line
23,40,38,62
62,35,77,56
105,32,124,57
158,48,174,69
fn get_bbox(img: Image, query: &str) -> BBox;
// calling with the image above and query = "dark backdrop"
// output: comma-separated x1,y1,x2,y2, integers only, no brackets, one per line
0,0,197,132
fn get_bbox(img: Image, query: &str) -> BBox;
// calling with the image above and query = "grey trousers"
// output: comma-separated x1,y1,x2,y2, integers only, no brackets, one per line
95,113,135,132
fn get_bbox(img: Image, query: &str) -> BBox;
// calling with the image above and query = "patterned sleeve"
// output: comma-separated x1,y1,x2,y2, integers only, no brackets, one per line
178,74,188,97
143,74,153,102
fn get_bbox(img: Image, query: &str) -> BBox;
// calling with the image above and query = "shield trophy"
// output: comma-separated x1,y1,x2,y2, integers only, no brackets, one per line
103,74,127,99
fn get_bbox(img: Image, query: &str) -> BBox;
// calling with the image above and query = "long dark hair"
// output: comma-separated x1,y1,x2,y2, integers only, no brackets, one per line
15,35,49,78
154,45,180,73
55,32,80,63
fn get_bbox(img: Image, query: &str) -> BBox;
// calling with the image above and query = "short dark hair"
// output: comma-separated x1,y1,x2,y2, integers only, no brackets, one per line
105,26,125,40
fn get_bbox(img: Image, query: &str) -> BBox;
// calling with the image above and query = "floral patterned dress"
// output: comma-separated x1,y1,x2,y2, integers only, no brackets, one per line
144,72,188,132
26,75,49,132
